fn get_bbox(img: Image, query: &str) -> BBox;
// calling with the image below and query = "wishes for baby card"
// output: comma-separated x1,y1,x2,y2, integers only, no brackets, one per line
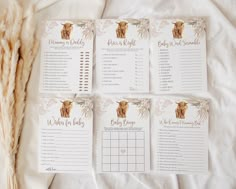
96,19,150,93
40,20,94,94
95,97,150,172
38,97,93,173
150,18,207,93
152,97,209,174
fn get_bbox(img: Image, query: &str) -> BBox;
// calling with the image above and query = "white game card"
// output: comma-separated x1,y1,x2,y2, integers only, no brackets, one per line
95,97,150,172
40,20,94,94
96,19,150,93
39,97,93,173
150,18,207,93
152,97,209,174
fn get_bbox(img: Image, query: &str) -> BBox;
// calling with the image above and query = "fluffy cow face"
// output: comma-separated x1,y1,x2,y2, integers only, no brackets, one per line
175,101,188,119
116,21,128,38
172,21,184,38
117,21,128,31
62,100,72,109
118,101,128,109
61,23,73,40
60,100,73,118
174,21,184,30
62,23,73,32
177,102,187,109
116,101,129,118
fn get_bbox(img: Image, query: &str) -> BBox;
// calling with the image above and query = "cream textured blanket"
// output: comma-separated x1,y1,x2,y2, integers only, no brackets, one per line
0,0,235,188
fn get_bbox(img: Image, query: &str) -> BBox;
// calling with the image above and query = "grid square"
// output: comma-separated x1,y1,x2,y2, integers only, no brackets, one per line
136,156,144,163
120,156,127,163
136,164,144,172
103,148,110,155
120,164,128,172
103,164,110,172
119,140,127,148
128,156,135,163
128,140,135,147
128,132,135,139
136,132,144,139
111,140,118,147
136,148,144,155
103,140,110,147
103,132,110,139
136,140,144,147
102,131,146,173
119,148,127,156
111,156,118,163
119,132,127,139
111,148,119,155
111,132,118,139
128,164,136,172
103,156,110,163
128,148,135,155
111,164,119,172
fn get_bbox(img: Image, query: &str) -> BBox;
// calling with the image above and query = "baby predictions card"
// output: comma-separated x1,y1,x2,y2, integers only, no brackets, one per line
96,19,150,93
95,97,150,172
150,18,207,94
38,97,93,173
40,20,94,94
152,97,209,174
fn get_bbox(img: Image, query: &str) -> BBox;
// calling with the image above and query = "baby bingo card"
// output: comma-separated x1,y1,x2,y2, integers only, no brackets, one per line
95,97,150,172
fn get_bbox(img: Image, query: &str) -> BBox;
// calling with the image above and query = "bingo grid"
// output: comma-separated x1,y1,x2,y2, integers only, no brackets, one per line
102,131,145,172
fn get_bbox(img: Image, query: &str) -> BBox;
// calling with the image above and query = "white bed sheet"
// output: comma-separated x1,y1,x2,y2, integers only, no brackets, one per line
0,0,236,188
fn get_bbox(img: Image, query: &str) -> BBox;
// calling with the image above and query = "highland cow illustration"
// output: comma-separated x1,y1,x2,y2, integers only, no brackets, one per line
116,101,129,118
116,21,128,38
175,101,188,119
172,21,184,39
61,23,73,40
60,100,73,118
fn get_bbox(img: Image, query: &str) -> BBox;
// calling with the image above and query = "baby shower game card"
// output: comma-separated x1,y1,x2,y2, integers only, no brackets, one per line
150,18,207,93
152,97,209,174
40,20,94,94
95,97,150,172
96,19,150,93
39,97,93,173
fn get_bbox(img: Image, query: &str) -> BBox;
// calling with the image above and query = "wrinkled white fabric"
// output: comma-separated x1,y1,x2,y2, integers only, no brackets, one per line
0,0,235,188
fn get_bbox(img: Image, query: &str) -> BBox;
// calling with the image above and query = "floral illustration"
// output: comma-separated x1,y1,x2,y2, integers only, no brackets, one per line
127,18,149,39
197,100,209,123
150,20,169,37
155,99,173,117
125,98,150,118
42,21,59,37
96,20,113,36
39,98,58,115
187,18,206,39
185,98,209,123
94,96,114,114
76,20,94,40
74,97,93,118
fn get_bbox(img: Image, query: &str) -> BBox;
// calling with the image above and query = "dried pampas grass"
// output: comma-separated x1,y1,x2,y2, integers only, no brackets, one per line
0,0,38,189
